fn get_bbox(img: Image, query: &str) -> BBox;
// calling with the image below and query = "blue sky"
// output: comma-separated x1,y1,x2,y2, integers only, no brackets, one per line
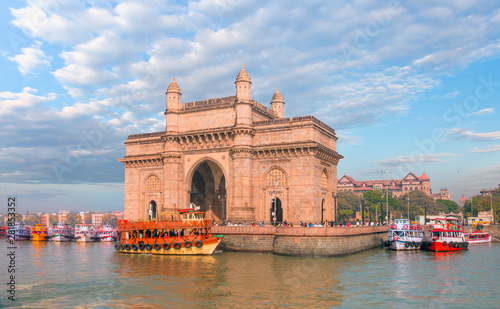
1,0,499,213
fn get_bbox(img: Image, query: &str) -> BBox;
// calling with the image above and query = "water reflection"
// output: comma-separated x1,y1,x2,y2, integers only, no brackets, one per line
1,242,498,308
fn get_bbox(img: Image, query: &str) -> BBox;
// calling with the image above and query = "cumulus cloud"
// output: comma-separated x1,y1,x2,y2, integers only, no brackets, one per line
8,41,51,75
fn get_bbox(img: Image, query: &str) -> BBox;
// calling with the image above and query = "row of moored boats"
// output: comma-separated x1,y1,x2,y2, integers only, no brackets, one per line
4,223,117,242
384,218,491,252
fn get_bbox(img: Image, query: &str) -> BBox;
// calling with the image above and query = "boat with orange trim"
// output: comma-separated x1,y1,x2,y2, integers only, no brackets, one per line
427,218,467,252
115,209,223,255
31,224,48,241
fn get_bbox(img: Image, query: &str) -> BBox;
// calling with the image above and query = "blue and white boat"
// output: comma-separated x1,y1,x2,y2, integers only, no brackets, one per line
384,219,425,250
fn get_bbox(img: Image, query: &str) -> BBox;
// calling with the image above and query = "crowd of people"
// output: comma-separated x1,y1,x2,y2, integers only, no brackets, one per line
212,219,387,227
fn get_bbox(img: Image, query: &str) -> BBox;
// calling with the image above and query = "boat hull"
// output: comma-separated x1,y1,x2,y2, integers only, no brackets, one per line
465,236,491,244
51,235,73,242
31,234,48,241
116,238,222,255
75,235,95,242
388,239,423,251
428,241,467,252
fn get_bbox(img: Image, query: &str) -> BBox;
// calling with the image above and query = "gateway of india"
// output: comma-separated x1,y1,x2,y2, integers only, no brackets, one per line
119,67,343,224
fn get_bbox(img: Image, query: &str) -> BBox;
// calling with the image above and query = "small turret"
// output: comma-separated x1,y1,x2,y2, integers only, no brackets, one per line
165,77,181,133
235,66,251,101
270,88,285,118
166,77,182,111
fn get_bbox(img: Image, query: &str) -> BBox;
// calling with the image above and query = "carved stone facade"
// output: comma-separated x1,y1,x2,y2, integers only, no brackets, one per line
119,67,343,224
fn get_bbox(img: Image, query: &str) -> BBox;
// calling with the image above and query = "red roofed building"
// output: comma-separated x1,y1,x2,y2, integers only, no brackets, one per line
338,172,432,198
458,195,467,208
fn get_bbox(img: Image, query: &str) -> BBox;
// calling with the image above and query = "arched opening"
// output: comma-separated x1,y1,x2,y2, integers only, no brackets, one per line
148,200,157,220
190,161,226,223
271,198,282,225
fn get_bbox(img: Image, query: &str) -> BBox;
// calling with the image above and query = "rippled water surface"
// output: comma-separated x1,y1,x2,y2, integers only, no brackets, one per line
1,241,499,308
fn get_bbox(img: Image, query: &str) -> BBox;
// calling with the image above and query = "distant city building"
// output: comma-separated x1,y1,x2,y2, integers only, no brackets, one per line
92,213,104,227
41,214,50,227
58,210,70,224
468,210,494,226
338,172,431,198
430,188,451,201
113,211,124,220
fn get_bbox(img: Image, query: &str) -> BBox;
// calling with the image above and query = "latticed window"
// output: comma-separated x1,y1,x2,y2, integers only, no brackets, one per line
266,169,287,187
145,175,160,191
320,171,327,188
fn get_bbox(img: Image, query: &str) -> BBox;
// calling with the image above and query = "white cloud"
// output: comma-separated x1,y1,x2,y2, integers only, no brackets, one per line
374,153,458,166
471,145,500,153
8,41,51,75
469,107,495,116
446,128,500,141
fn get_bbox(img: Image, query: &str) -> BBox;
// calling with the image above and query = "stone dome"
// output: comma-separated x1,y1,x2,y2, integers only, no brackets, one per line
271,88,285,103
166,77,181,93
235,66,252,83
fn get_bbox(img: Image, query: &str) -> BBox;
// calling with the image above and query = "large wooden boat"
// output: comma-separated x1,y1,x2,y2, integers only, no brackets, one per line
31,224,48,241
115,209,223,255
384,218,425,250
427,218,467,252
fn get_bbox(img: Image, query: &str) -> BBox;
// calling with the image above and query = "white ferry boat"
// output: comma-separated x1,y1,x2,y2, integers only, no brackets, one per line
96,225,116,242
464,229,491,244
384,219,425,250
49,223,75,242
75,224,96,242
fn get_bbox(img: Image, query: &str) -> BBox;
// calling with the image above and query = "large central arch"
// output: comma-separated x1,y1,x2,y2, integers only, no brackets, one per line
189,160,226,223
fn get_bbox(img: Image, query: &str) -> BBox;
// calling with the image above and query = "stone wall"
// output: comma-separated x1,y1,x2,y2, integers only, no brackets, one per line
483,225,500,241
212,226,388,257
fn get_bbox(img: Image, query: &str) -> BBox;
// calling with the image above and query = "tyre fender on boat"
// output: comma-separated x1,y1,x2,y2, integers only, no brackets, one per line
405,242,409,248
145,244,152,251
114,243,120,250
132,244,138,251
173,242,181,250
195,241,203,248
184,241,192,249
154,244,161,251
138,243,145,250
163,243,171,250
443,241,447,247
125,244,131,251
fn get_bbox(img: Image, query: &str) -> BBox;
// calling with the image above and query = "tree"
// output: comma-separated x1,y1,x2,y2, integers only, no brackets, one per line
337,191,361,211
398,191,438,221
436,199,459,213
66,212,81,226
102,214,118,228
337,209,354,222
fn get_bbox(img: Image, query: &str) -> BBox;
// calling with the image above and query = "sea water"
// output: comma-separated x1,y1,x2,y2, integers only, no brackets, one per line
1,241,499,308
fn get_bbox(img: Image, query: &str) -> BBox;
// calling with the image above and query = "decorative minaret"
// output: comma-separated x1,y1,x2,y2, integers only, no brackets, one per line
231,66,254,222
234,66,252,126
270,88,285,118
165,77,181,133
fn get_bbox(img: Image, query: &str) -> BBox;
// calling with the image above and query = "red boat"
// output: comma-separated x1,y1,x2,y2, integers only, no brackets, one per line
465,228,491,244
115,209,223,255
427,218,468,252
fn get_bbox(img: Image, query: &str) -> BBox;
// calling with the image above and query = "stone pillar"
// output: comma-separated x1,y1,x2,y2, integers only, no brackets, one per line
230,146,254,222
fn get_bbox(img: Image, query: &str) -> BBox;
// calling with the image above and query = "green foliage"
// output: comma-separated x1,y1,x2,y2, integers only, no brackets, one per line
337,190,361,211
337,209,354,222
102,214,118,227
436,199,459,213
398,191,439,220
